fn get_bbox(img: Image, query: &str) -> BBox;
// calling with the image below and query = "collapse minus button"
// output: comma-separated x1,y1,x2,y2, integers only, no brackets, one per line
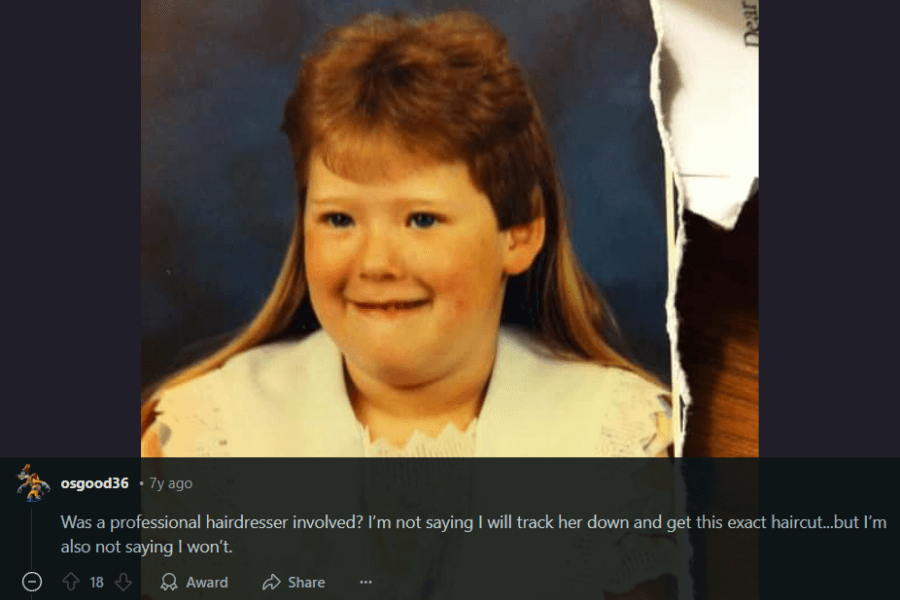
23,572,43,592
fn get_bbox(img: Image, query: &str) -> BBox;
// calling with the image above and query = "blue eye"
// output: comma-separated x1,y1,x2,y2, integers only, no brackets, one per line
324,213,354,228
409,213,438,228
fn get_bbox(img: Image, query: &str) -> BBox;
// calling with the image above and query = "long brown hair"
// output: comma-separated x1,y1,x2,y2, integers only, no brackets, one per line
142,11,663,437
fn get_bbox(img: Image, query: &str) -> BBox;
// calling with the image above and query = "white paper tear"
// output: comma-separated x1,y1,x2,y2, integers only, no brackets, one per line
680,175,757,228
651,0,758,459
651,0,759,229
650,0,685,460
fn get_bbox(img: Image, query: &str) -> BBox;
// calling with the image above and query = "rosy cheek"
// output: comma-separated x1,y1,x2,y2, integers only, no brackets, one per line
304,233,344,294
435,240,502,316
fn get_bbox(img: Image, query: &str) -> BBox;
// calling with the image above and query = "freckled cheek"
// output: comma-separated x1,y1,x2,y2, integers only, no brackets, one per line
304,231,352,297
431,241,503,318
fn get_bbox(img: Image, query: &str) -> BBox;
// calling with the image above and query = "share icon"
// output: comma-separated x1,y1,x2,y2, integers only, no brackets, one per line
262,574,281,590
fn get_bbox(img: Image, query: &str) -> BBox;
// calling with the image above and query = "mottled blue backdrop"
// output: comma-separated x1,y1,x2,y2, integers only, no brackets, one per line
141,0,669,386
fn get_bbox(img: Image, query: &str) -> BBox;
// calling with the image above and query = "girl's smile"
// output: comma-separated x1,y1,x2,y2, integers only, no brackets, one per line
351,299,431,317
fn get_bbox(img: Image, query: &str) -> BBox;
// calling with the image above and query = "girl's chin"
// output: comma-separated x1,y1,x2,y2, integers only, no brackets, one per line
353,358,437,387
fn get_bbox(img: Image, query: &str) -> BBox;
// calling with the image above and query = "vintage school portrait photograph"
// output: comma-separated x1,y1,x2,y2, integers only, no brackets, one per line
141,0,674,458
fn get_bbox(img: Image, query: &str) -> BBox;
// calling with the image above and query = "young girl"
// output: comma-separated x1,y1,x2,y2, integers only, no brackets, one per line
140,10,672,459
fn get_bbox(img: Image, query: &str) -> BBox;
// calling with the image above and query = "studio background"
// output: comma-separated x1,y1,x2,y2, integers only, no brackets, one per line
141,0,670,388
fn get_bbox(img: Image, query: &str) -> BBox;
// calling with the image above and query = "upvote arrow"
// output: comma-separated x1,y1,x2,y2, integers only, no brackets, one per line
62,572,80,591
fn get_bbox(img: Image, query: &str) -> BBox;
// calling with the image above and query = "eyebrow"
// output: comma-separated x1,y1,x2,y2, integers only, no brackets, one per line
306,196,451,206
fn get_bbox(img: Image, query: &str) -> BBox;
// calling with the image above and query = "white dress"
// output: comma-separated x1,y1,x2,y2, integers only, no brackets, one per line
142,326,673,458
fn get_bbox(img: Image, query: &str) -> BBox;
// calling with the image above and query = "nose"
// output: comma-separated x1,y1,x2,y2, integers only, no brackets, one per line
358,226,404,280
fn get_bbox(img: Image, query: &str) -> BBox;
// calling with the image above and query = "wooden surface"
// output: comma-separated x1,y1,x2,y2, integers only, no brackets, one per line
678,193,759,456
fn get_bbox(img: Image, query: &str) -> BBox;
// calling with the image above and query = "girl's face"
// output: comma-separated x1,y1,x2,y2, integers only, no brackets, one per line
304,150,525,387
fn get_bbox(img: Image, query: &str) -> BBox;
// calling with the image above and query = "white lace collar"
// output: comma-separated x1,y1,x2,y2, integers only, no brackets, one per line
361,419,478,457
157,326,671,457
214,327,664,457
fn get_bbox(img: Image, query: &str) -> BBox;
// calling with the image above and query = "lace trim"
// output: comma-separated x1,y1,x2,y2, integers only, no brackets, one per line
362,419,478,457
597,393,673,457
155,375,231,457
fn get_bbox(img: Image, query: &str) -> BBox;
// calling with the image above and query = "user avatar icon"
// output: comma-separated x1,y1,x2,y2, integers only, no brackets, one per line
161,573,178,591
16,464,50,502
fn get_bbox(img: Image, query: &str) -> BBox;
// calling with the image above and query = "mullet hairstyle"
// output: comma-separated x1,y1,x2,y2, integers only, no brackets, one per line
142,11,665,437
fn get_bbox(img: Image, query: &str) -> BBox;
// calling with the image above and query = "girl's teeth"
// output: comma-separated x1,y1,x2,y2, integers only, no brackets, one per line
360,301,425,310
